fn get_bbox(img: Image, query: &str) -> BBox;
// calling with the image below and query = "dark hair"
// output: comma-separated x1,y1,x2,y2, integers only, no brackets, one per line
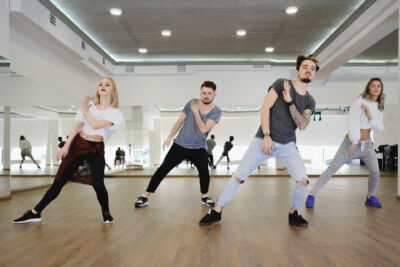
296,55,320,72
211,135,215,139
360,77,385,111
58,136,62,142
20,135,25,140
201,81,216,91
229,136,234,141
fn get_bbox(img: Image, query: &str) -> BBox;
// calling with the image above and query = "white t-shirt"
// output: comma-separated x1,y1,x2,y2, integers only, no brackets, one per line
74,101,123,142
347,97,384,144
19,139,31,150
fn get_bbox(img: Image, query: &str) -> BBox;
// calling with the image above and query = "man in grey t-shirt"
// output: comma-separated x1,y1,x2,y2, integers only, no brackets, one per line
200,55,319,228
206,135,216,167
135,81,222,208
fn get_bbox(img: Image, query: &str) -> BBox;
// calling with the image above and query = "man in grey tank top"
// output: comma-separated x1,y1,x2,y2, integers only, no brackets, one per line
135,81,222,209
206,135,216,167
200,55,319,227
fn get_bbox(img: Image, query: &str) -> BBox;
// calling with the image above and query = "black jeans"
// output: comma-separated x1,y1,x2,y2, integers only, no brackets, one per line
146,143,210,194
34,153,109,213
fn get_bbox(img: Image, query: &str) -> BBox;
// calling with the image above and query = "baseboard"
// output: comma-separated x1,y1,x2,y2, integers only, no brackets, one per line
0,195,12,201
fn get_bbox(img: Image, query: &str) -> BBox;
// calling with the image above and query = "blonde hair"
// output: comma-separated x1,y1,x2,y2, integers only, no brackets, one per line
92,77,119,108
360,77,384,111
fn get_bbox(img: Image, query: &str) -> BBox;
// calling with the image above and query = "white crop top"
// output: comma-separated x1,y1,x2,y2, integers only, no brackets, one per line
74,101,123,142
347,97,384,144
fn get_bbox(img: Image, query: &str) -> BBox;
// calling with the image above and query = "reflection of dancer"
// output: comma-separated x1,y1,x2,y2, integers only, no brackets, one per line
14,77,123,224
200,55,319,227
135,81,221,208
306,78,385,208
19,136,41,169
214,136,234,169
206,135,216,167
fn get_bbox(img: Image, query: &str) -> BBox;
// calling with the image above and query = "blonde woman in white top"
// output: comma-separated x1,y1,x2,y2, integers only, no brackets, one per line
306,77,385,208
14,77,123,224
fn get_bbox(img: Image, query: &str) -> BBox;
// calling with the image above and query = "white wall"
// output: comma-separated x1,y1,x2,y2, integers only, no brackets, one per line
0,0,9,58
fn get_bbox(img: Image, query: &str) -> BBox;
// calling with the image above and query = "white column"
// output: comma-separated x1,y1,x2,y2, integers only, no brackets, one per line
3,106,10,170
149,118,161,166
46,119,59,166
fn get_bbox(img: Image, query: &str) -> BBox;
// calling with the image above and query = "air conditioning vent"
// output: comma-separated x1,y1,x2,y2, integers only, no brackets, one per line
81,41,86,50
126,65,135,73
50,14,56,26
177,65,186,72
102,57,106,65
252,64,264,69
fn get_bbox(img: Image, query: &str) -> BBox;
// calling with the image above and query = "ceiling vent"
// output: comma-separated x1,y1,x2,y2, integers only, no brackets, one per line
81,41,86,50
50,14,56,26
126,65,135,73
177,65,186,72
102,57,106,65
252,64,264,69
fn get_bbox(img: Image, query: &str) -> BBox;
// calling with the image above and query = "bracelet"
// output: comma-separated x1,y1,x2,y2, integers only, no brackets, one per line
263,132,271,138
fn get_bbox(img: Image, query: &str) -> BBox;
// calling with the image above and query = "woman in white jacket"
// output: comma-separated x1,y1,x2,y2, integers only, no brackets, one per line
306,77,385,208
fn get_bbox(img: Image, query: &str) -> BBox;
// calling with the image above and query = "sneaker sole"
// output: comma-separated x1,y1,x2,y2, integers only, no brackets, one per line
13,218,42,224
201,201,215,207
289,222,308,227
305,205,314,208
135,203,148,208
103,220,113,224
199,219,221,226
365,204,382,208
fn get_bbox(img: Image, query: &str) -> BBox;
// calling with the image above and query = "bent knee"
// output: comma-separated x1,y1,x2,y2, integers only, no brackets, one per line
235,176,245,184
296,178,309,186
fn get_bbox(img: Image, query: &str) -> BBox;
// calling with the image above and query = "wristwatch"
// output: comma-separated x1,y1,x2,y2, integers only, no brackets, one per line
287,100,294,106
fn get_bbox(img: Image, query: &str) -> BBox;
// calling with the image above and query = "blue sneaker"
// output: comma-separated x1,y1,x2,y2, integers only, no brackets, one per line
365,196,382,208
305,195,315,208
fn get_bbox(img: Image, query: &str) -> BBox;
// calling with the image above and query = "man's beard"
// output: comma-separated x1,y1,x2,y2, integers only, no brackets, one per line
202,99,212,105
300,78,311,83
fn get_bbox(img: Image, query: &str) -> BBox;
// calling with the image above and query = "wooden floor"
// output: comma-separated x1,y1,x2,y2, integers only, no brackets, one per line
1,177,400,267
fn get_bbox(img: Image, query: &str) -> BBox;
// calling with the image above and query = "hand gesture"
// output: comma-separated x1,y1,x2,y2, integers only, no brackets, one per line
162,138,172,150
349,144,357,156
282,80,292,103
80,96,91,113
261,137,275,155
361,104,372,120
190,100,200,113
56,144,69,160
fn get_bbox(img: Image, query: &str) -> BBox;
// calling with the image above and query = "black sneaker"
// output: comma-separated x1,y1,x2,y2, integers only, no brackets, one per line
102,211,113,224
201,196,215,207
288,210,308,227
199,209,222,226
135,195,148,208
13,210,42,224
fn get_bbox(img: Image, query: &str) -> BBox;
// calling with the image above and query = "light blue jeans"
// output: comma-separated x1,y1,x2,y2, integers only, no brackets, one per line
217,138,309,210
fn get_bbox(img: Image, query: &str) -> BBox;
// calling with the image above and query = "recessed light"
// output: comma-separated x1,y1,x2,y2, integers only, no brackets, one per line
70,105,75,108
68,108,72,111
286,6,298,14
109,8,122,16
236,30,247,36
138,48,148,54
161,30,171,37
265,47,274,53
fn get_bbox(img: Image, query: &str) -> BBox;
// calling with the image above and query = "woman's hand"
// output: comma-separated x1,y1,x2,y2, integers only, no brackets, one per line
361,104,372,120
261,136,274,155
56,144,70,160
80,96,91,113
190,100,200,113
349,144,357,156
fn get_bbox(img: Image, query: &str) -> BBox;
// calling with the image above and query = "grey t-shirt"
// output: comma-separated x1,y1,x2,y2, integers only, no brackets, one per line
175,99,222,149
206,139,216,154
255,78,316,144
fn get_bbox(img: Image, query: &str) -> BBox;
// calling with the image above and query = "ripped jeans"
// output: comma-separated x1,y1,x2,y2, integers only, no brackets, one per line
217,138,309,210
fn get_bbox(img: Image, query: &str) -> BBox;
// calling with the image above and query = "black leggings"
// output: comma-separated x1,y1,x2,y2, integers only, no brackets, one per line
146,143,210,194
34,153,109,213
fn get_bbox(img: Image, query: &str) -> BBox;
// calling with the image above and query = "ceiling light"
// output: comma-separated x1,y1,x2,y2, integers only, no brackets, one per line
138,48,148,54
161,30,171,37
68,108,72,111
286,6,298,14
265,47,274,53
109,8,122,16
236,30,247,36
